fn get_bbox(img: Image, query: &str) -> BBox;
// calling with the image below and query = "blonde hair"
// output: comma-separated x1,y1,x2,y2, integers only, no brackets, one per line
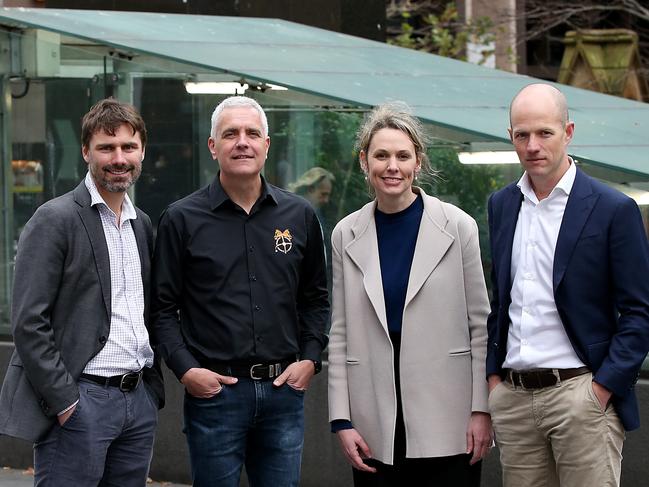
355,102,432,175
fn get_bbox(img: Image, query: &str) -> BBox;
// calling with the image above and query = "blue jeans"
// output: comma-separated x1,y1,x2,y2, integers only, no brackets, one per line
184,379,305,487
34,378,158,487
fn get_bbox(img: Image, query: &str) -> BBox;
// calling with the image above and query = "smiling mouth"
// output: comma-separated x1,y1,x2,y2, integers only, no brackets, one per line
382,177,403,182
233,154,253,160
105,166,132,176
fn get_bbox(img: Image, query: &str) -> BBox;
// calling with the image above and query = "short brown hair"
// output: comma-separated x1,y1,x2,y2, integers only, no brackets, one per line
81,98,147,149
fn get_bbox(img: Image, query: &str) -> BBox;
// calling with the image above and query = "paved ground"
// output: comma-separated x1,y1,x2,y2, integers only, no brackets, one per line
0,467,191,486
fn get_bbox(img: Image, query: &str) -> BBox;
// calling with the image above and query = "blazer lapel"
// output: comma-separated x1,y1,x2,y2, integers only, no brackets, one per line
345,202,389,333
495,185,523,301
553,168,598,290
404,195,453,307
131,213,150,305
74,182,111,321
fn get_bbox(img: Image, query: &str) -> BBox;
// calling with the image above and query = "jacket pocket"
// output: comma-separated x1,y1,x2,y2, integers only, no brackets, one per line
448,348,471,356
346,358,360,365
587,340,610,367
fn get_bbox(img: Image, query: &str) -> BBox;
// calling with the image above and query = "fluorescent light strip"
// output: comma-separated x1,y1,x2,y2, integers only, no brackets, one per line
184,82,248,95
458,151,520,165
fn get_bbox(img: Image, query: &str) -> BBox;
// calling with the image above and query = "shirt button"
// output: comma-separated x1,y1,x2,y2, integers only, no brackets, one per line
522,339,529,346
249,245,254,252
254,305,261,311
99,336,107,344
250,275,257,281
524,272,533,280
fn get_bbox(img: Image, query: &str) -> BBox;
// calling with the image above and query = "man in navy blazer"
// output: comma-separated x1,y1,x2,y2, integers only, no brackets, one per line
486,83,649,487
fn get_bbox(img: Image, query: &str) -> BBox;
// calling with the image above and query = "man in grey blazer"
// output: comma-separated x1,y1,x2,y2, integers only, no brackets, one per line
0,98,164,486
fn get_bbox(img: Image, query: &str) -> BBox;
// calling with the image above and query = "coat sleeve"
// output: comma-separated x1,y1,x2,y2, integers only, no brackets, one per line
11,204,79,417
327,223,351,422
459,215,490,412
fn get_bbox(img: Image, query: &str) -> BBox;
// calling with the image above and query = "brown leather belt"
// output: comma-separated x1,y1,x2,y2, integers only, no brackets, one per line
504,367,590,390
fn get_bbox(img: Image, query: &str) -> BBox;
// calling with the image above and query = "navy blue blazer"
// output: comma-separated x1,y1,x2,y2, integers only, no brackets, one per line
486,167,649,431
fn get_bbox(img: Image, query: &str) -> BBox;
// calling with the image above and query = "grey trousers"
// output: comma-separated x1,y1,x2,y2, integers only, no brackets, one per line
34,378,158,487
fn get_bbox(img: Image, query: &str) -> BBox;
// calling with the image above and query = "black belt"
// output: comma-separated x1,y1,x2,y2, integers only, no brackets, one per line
201,359,295,380
504,367,590,390
80,371,143,392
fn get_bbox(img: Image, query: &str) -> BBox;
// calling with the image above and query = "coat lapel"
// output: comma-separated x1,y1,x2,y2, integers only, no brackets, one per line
73,182,111,321
404,195,453,307
345,202,389,333
495,185,523,301
553,168,598,290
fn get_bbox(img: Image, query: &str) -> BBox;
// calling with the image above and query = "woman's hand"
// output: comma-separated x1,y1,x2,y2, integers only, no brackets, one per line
466,411,494,465
336,428,377,473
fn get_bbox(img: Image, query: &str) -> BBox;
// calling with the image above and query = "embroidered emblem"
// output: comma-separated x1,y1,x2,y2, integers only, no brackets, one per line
274,229,293,254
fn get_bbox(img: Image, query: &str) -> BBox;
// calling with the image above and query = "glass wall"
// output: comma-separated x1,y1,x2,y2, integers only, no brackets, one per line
1,26,648,338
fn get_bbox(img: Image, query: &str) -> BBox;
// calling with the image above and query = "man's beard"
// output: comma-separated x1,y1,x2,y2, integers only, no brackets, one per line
90,162,141,193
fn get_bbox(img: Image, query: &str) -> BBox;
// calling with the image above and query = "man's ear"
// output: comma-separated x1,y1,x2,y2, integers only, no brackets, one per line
81,146,89,163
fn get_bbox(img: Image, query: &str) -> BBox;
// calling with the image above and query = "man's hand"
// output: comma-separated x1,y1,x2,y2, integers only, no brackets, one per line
273,360,315,391
181,367,237,398
466,412,494,465
336,428,377,473
488,374,503,393
57,405,76,426
592,381,613,411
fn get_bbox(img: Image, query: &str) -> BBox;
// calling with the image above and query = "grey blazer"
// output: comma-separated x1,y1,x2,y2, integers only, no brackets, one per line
0,181,164,442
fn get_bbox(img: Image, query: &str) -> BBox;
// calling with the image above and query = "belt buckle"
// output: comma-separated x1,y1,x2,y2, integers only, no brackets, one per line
249,363,264,380
516,371,530,391
551,368,561,387
119,371,141,392
508,370,527,391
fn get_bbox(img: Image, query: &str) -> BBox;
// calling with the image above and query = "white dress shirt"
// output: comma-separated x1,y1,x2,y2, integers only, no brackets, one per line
503,160,586,370
83,173,154,377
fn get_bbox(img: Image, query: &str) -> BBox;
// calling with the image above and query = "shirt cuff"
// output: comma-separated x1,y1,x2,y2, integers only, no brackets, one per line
57,399,79,416
330,419,353,433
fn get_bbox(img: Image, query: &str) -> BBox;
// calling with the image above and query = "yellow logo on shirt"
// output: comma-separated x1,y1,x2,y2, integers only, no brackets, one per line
274,229,293,254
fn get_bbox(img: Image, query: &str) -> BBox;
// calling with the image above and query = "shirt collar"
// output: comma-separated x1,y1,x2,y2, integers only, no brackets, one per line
84,172,137,221
517,157,576,203
208,172,278,211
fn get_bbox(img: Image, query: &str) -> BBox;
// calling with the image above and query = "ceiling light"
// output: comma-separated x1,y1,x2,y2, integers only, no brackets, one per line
458,151,520,165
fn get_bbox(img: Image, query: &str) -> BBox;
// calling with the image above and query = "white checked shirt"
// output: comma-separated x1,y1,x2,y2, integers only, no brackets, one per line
83,173,154,376
503,160,586,370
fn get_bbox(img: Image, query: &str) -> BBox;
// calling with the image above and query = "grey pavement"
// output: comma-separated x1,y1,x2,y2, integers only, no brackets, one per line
0,467,191,486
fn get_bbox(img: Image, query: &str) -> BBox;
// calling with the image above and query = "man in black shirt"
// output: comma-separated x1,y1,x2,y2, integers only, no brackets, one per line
152,96,329,487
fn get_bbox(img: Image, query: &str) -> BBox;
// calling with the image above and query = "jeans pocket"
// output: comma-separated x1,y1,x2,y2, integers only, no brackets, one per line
284,383,306,397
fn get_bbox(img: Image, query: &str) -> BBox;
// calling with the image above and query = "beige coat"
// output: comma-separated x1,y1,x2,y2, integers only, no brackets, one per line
328,188,490,464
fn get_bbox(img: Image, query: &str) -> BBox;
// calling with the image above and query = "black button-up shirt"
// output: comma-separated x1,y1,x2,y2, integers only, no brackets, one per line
152,175,329,379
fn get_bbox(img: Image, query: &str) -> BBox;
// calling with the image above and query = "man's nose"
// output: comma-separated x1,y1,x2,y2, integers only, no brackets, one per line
527,135,541,152
113,148,127,163
235,133,249,147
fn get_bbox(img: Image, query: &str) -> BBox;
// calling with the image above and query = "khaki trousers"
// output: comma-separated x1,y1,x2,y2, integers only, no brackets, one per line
489,372,624,487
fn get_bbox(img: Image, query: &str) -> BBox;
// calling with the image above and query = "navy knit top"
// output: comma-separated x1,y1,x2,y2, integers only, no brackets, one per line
375,194,424,334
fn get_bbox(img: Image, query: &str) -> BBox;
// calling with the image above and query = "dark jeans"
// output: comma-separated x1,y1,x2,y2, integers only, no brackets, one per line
184,378,305,487
34,378,158,487
352,333,482,487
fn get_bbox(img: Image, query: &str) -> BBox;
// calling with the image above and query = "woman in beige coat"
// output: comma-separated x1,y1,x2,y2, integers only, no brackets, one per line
328,103,492,486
